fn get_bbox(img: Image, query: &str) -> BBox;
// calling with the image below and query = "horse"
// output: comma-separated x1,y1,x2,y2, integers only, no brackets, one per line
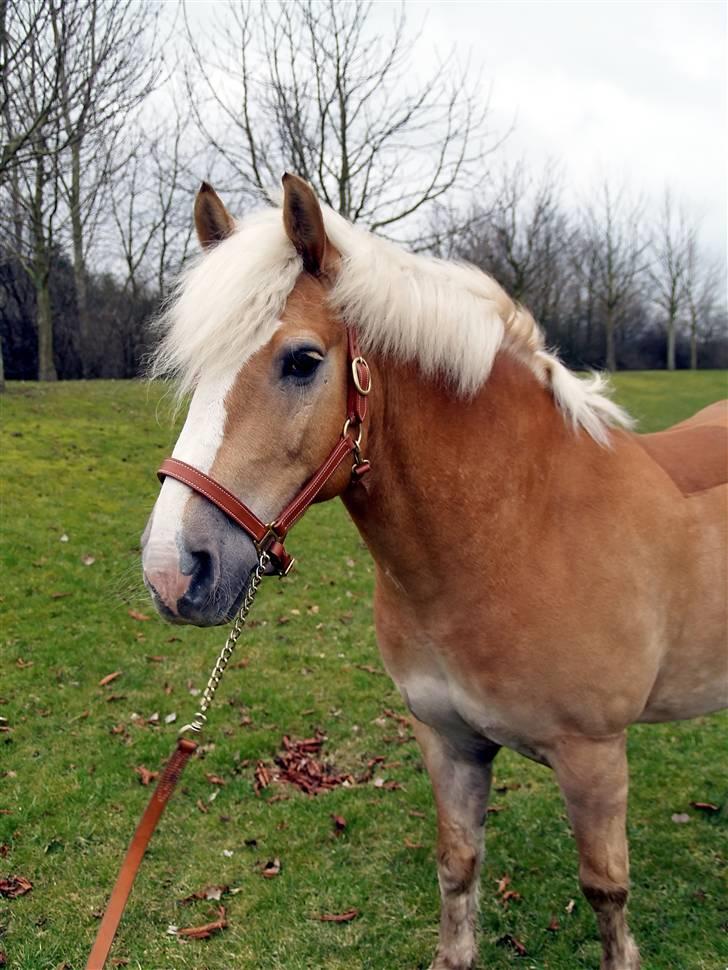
140,174,727,970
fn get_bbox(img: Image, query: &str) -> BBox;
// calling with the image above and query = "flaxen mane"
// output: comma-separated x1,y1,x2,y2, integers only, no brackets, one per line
153,202,632,445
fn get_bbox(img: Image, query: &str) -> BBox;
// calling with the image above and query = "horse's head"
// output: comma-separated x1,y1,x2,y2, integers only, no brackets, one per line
141,175,358,626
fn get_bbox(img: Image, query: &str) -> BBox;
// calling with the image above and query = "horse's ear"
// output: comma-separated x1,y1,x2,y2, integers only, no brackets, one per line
282,172,327,275
194,182,235,249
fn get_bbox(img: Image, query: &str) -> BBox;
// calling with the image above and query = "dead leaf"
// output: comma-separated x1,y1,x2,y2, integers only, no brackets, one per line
98,671,121,688
547,914,560,932
180,884,230,904
331,814,347,835
354,663,384,676
205,773,226,786
690,801,719,813
254,761,271,794
196,799,208,814
0,875,33,898
671,812,691,823
501,889,522,905
487,805,505,814
0,845,9,858
313,908,359,923
50,591,71,600
175,905,227,939
0,950,6,967
146,655,166,663
135,766,158,786
15,658,33,669
496,934,527,956
127,609,150,622
404,838,423,849
496,874,511,894
82,555,96,566
111,960,129,967
261,858,281,878
565,899,576,914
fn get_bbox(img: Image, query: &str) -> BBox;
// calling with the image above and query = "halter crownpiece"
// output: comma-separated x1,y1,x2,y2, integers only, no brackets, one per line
157,327,371,576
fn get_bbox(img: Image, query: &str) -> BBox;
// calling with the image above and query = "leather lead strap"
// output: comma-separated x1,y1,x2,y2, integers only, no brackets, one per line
85,738,197,970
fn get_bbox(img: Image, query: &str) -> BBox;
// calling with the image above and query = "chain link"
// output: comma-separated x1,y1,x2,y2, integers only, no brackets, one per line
179,551,270,736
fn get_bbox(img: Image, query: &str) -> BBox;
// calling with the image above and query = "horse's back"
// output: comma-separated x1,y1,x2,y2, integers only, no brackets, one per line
635,399,728,495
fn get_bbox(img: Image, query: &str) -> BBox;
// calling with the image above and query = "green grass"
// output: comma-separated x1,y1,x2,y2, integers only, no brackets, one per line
1,371,726,970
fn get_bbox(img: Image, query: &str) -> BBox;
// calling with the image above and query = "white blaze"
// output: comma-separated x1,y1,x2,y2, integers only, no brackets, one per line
142,366,239,572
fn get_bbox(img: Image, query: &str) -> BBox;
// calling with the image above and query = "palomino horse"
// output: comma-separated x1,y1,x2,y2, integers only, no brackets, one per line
141,174,727,970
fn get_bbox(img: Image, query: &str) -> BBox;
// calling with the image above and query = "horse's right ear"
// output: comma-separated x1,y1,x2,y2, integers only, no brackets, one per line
194,182,235,249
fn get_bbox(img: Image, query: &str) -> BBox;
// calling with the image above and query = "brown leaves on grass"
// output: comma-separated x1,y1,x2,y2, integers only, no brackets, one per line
260,858,281,878
331,814,347,835
15,657,33,669
273,733,355,796
127,609,151,622
135,766,158,786
175,905,227,939
495,874,522,908
0,875,32,898
690,801,720,813
179,884,230,905
98,671,121,688
497,934,527,956
205,773,226,787
312,908,359,923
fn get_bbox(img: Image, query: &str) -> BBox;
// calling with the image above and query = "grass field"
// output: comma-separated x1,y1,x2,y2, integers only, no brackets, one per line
1,371,726,970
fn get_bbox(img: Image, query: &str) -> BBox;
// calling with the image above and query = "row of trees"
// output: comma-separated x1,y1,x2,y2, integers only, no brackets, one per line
1,0,725,390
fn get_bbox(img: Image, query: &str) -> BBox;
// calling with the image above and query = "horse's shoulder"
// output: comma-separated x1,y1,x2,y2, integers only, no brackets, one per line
633,399,728,496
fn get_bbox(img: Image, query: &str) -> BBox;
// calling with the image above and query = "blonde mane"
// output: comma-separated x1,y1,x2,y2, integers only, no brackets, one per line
153,202,632,445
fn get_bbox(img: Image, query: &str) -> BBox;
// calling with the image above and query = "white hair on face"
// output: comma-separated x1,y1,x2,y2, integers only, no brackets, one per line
152,201,633,442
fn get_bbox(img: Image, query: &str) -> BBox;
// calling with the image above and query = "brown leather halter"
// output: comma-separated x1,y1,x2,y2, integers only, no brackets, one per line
157,327,371,576
85,328,372,969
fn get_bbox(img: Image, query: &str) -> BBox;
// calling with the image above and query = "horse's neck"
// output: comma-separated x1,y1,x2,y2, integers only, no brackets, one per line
342,351,581,598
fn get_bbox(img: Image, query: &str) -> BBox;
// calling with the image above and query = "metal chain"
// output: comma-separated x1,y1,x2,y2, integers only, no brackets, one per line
179,551,270,736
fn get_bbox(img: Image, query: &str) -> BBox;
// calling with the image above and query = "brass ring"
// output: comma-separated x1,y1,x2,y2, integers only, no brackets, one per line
342,417,363,448
351,357,371,396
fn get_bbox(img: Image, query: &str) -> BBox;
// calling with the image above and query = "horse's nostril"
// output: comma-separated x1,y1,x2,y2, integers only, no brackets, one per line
189,549,213,587
177,548,218,619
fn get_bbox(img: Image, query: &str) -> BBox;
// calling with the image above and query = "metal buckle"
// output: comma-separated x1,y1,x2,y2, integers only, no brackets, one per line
351,356,371,396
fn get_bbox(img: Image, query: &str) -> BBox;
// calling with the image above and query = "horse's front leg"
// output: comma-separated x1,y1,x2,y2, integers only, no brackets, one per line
413,718,500,970
549,733,640,970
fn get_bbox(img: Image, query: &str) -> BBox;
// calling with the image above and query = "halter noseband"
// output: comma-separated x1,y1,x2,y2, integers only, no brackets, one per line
157,328,372,576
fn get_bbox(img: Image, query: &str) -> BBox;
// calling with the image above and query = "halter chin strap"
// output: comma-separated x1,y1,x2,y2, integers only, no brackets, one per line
157,328,372,576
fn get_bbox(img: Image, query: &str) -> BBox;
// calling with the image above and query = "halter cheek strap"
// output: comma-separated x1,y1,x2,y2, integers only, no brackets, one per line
157,328,372,576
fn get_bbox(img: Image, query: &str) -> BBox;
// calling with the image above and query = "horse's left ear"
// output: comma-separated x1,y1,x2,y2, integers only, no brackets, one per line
194,182,235,249
282,173,327,275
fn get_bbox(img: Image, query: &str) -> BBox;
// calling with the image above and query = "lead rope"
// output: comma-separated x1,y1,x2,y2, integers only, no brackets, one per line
179,550,270,736
85,551,270,970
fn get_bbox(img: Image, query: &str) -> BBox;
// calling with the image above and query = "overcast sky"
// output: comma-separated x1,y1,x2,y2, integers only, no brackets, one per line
389,0,726,258
187,0,726,261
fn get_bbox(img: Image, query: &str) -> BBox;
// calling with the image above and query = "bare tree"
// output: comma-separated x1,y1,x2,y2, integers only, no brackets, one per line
184,0,501,242
684,234,725,370
582,182,650,371
54,0,162,374
650,190,692,371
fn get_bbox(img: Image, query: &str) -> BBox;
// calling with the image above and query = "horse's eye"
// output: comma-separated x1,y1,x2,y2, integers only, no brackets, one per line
281,348,323,381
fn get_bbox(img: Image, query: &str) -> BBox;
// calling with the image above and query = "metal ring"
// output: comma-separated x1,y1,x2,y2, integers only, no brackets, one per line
351,357,371,396
342,417,363,448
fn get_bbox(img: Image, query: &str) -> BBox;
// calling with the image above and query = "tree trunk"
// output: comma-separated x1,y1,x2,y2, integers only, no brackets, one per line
605,307,616,371
666,315,676,371
68,139,92,375
690,310,698,370
36,276,57,381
